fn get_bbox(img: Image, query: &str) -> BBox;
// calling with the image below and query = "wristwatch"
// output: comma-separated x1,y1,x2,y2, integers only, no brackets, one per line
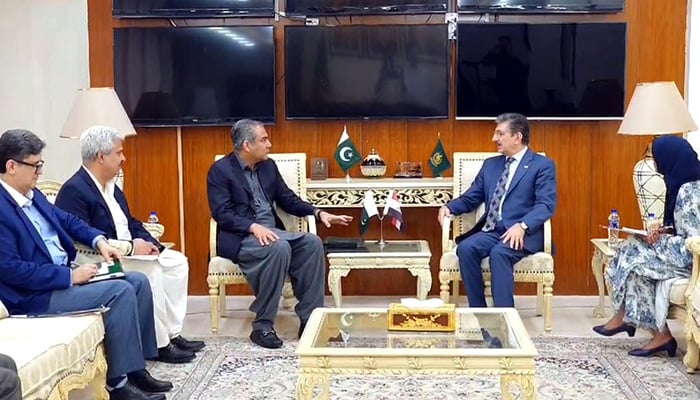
519,221,529,231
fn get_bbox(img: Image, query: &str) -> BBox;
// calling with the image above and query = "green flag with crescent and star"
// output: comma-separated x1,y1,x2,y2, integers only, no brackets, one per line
428,135,451,177
334,126,362,172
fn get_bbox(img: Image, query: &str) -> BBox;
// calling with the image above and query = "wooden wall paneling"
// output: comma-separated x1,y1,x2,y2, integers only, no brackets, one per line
88,1,690,295
541,122,593,294
182,127,233,294
122,128,181,246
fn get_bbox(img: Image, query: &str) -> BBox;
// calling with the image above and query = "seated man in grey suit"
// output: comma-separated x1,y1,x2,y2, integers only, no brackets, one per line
0,354,21,400
207,119,353,349
0,129,171,400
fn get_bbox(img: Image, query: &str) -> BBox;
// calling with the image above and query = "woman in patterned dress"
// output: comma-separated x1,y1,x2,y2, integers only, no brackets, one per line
592,136,700,357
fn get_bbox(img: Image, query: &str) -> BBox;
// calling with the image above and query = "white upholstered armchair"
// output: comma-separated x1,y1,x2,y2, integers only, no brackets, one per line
438,152,555,332
206,153,317,335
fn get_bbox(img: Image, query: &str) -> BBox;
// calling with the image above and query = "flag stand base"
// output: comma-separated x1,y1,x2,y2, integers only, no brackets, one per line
377,217,387,249
345,173,351,183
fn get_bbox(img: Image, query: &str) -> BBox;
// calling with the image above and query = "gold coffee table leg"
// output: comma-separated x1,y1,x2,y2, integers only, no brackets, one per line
296,371,330,400
501,374,537,400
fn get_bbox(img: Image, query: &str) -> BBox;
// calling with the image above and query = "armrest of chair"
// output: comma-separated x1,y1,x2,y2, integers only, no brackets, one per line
75,239,132,258
441,216,453,254
306,215,317,236
543,219,552,254
685,236,700,303
142,223,164,240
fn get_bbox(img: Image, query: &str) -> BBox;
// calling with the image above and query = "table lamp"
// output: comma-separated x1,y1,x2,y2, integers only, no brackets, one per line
618,81,697,223
60,87,136,188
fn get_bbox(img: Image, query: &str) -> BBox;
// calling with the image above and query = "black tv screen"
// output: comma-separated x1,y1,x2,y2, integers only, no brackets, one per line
458,0,624,13
285,0,447,16
113,0,275,18
285,25,448,120
114,26,275,126
456,23,626,120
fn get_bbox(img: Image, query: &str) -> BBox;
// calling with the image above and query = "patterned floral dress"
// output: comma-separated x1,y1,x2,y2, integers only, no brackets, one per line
606,180,700,331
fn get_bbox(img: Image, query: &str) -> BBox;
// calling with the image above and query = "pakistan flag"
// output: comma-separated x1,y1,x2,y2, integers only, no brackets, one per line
334,126,362,172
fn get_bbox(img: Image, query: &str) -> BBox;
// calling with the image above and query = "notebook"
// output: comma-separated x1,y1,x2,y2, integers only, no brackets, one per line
88,260,126,283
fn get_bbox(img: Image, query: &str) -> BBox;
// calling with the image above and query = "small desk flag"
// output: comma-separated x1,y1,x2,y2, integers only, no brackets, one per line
383,190,406,233
334,126,362,172
428,135,451,177
359,190,379,235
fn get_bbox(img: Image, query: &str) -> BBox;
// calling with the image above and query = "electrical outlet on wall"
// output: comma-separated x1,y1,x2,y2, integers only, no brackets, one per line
305,17,319,26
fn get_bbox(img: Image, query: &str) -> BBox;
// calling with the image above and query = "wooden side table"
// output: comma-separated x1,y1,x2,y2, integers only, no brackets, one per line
590,238,616,318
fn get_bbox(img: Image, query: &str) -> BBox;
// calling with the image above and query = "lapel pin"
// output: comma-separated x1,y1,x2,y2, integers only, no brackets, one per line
524,165,529,169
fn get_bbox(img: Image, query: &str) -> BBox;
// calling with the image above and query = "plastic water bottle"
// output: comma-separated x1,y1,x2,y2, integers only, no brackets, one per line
607,209,620,248
147,211,159,224
646,213,660,234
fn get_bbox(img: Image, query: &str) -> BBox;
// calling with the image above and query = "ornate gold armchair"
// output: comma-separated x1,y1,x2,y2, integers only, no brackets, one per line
438,152,555,332
683,236,700,372
206,153,317,335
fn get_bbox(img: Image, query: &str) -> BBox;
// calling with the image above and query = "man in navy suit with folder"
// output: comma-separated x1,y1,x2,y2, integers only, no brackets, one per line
0,129,171,400
438,113,557,308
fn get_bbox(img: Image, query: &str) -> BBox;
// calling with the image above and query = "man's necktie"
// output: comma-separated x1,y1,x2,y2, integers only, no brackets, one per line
482,157,515,232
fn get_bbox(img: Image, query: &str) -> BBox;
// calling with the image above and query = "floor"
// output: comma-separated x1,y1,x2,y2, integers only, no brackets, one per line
180,295,688,349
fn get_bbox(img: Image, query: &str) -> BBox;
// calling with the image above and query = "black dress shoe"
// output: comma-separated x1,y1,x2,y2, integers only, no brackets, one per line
629,338,677,357
156,343,195,363
128,369,173,393
171,335,206,352
592,323,636,337
109,382,166,400
250,329,283,349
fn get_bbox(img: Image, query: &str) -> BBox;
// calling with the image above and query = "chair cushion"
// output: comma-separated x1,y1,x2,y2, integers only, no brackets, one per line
669,278,690,306
440,248,554,273
208,256,244,275
0,300,7,320
0,315,104,399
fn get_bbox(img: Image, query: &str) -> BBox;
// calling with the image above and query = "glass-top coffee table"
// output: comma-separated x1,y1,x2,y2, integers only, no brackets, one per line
326,240,432,307
296,307,537,399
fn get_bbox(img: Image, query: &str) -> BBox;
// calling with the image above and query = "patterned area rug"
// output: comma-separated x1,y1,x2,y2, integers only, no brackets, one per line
148,336,700,399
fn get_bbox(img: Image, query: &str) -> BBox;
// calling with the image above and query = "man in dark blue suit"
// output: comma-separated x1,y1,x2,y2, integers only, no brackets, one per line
0,129,171,400
438,113,557,308
207,119,353,348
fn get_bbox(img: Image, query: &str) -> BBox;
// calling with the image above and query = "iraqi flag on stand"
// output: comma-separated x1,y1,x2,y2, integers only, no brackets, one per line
383,190,406,233
359,190,379,235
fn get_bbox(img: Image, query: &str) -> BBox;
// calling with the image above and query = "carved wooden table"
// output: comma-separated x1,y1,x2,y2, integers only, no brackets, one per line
326,240,432,307
590,238,616,318
296,307,538,400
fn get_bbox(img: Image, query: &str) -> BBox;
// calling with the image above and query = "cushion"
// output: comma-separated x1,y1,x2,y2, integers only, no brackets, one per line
0,315,104,399
669,278,690,306
0,300,7,320
208,256,244,275
440,248,554,274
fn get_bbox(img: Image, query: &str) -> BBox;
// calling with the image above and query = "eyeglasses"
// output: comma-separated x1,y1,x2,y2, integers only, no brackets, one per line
12,159,45,173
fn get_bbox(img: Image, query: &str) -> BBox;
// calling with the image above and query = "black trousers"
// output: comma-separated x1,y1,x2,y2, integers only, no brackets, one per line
0,354,21,400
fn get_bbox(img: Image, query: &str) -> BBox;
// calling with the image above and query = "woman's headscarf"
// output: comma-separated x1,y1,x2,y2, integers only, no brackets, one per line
652,136,700,226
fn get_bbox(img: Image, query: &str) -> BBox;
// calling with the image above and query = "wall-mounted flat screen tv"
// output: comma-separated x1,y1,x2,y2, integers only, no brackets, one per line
114,26,275,126
456,22,626,120
286,25,448,120
458,0,624,13
285,0,447,16
113,0,275,18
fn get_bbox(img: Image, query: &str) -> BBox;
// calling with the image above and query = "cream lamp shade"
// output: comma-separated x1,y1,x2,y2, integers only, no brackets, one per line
618,81,697,225
60,87,136,138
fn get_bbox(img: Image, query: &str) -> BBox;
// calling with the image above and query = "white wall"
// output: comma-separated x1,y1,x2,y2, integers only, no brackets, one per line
687,0,700,155
0,0,88,181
